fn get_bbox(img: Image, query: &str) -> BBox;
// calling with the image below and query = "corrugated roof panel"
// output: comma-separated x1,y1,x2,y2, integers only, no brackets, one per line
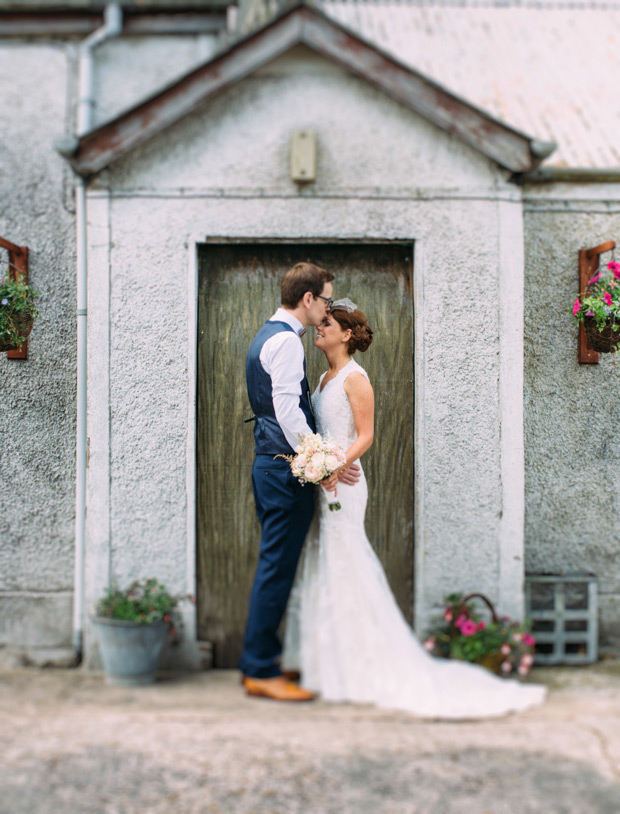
323,2,620,167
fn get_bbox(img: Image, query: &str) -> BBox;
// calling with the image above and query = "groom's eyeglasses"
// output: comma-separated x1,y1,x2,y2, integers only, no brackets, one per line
316,294,334,309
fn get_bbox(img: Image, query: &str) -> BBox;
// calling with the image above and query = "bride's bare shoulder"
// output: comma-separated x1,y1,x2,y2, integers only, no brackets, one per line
343,367,372,396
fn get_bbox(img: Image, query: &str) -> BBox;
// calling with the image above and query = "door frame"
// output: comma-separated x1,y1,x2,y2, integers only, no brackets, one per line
186,234,425,645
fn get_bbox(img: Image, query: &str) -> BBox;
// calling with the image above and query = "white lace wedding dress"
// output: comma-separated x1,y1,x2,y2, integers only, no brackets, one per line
282,358,546,719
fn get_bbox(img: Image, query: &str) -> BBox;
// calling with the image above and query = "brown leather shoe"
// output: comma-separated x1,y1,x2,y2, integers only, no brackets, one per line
242,675,315,702
280,669,301,682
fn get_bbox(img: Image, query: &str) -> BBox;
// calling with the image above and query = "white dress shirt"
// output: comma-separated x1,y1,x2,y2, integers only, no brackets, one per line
259,308,313,449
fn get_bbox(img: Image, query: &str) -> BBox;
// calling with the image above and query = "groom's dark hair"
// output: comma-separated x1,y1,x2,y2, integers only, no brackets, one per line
281,262,334,308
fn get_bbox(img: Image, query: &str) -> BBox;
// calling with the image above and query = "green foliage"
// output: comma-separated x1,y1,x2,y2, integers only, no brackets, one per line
0,271,39,348
95,578,179,628
423,593,536,678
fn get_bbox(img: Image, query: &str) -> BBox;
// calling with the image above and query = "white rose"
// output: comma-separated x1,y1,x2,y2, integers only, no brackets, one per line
324,454,339,472
304,463,321,482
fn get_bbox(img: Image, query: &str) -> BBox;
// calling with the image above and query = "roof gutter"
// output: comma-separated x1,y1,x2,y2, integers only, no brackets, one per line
516,167,620,184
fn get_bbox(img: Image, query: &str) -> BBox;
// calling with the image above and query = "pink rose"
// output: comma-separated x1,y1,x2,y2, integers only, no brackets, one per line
460,620,478,636
454,614,467,629
444,608,453,622
512,632,523,643
604,291,613,306
500,643,511,656
423,637,436,651
521,653,534,666
517,665,529,677
573,297,581,315
500,661,512,674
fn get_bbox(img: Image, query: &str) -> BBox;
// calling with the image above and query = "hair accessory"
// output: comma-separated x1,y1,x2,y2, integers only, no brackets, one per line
330,297,358,313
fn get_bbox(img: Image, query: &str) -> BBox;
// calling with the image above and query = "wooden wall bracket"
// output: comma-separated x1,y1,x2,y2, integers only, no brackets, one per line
578,240,616,364
1,236,29,360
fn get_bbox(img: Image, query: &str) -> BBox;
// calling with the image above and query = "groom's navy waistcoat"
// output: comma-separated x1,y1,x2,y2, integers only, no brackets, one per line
246,320,315,455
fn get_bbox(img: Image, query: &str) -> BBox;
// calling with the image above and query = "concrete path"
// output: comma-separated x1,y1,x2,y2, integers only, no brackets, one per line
1,662,620,814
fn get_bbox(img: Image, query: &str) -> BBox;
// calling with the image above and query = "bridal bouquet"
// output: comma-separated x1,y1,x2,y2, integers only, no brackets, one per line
287,432,347,511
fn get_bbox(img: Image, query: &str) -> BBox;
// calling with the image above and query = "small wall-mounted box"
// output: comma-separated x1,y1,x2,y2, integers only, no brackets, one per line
290,131,317,183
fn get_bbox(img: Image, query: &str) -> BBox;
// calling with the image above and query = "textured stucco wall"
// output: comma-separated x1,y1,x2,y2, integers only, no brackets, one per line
82,49,523,665
0,31,220,665
0,44,77,664
94,34,219,126
523,187,620,652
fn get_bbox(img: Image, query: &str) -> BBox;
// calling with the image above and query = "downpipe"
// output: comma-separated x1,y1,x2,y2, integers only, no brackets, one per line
72,3,123,662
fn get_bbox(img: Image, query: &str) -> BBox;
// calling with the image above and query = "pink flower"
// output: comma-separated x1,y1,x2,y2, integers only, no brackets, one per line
587,272,602,285
444,608,453,623
512,632,523,643
604,291,613,306
608,261,620,279
476,621,486,631
572,297,581,316
521,653,534,666
585,310,595,317
500,661,512,673
517,665,530,677
500,643,511,656
423,637,436,652
522,634,535,648
460,620,478,636
454,614,467,629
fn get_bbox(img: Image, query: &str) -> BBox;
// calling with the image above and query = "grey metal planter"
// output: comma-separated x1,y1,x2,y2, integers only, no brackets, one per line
93,617,169,686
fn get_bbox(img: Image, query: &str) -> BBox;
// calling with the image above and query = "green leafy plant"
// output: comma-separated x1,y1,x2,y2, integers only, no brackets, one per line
95,578,181,633
423,593,536,678
0,271,39,349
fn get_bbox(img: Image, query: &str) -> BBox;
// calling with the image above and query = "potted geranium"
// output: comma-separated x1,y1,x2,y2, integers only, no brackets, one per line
423,593,536,679
0,270,38,352
93,578,180,686
572,260,620,352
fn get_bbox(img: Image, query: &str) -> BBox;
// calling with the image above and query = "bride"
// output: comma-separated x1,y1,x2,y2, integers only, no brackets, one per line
283,298,546,718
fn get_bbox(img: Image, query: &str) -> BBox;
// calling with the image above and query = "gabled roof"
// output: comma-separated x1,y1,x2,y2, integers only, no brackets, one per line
60,0,555,177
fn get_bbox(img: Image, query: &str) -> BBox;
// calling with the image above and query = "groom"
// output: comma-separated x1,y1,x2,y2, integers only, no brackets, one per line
240,261,347,701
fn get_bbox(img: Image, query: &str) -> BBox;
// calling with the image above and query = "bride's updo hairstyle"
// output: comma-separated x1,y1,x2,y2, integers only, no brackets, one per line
330,302,373,355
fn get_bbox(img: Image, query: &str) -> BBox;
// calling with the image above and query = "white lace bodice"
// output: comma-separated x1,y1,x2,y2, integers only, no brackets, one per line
312,358,369,450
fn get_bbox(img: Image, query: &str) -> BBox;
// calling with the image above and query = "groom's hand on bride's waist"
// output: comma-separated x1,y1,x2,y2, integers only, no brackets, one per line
337,463,360,486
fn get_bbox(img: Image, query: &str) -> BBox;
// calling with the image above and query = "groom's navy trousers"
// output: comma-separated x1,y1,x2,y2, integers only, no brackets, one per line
239,456,314,677
240,318,316,678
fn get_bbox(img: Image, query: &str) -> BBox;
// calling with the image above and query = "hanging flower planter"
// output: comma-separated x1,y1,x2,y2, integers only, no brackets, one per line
0,312,35,352
583,316,620,353
572,257,620,353
0,269,38,352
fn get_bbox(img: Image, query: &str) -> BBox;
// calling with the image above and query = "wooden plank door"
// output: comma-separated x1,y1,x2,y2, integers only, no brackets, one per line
197,243,414,667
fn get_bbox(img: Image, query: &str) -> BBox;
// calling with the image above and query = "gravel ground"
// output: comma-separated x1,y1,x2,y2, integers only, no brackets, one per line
1,662,620,813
